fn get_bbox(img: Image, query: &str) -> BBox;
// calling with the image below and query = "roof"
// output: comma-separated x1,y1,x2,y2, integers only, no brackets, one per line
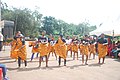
0,20,14,28
90,22,120,36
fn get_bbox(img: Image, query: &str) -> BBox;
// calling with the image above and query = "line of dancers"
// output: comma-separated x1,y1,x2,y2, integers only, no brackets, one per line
10,31,108,68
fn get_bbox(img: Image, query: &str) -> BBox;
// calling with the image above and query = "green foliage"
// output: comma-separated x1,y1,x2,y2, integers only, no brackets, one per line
42,16,58,35
1,2,97,38
1,2,42,37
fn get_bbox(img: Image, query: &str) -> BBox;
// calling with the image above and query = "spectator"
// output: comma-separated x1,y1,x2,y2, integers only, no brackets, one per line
111,41,120,58
0,32,3,51
0,64,8,80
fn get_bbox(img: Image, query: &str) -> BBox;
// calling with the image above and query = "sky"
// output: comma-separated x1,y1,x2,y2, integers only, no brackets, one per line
1,0,120,26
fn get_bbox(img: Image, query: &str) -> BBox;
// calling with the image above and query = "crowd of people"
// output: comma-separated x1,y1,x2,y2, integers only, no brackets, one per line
1,30,120,79
10,30,118,68
108,40,120,59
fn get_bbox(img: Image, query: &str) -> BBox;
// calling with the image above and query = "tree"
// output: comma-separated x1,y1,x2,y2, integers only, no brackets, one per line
42,16,58,35
1,2,97,38
1,5,43,37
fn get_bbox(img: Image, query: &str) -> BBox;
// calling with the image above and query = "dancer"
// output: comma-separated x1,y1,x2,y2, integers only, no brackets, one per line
29,39,39,61
66,36,72,57
38,31,48,67
89,36,96,59
48,34,57,60
54,35,67,66
81,35,90,65
71,36,79,60
97,33,108,64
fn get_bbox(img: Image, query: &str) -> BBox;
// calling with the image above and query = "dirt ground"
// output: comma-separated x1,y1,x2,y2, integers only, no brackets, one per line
0,42,120,80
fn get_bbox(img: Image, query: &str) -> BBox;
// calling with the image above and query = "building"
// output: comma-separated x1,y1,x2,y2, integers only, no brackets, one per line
1,20,14,38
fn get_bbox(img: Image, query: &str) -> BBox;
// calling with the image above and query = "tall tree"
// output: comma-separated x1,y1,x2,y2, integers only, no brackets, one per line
42,16,58,35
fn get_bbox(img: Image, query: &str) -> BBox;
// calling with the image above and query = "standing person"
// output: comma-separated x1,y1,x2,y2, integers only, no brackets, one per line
66,36,72,57
29,38,39,61
10,31,23,60
15,31,22,38
17,34,27,68
54,35,67,66
48,34,57,60
89,36,96,59
81,35,90,65
38,31,48,67
0,32,3,51
97,33,108,64
71,36,79,60
10,36,18,60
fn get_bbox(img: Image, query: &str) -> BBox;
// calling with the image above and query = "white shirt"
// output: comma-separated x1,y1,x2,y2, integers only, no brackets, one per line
66,39,72,45
0,33,3,41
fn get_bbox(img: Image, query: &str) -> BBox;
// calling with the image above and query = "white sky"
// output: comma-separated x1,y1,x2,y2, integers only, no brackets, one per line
1,0,120,26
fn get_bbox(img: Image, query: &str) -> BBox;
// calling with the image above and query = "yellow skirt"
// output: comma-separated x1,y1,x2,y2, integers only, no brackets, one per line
10,50,18,59
89,44,96,54
67,44,71,51
18,45,27,60
48,43,55,53
54,44,67,59
82,45,89,56
39,43,49,56
32,47,39,53
98,43,108,58
80,44,84,54
10,40,18,59
71,44,78,52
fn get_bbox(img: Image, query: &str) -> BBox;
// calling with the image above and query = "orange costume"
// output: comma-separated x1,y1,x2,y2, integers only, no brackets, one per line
71,43,79,53
10,39,18,59
48,39,55,53
89,44,96,54
48,43,55,53
83,45,89,56
71,39,79,53
98,43,108,58
39,43,49,56
81,39,90,56
10,38,27,60
17,38,27,60
79,44,84,54
29,41,40,53
67,44,72,51
54,38,67,59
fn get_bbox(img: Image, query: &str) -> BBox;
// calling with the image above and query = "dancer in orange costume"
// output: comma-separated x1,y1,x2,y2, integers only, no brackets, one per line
66,36,72,57
81,35,90,65
89,36,96,59
29,39,39,61
48,34,57,60
38,31,48,67
10,37,18,59
54,35,67,66
97,33,108,64
71,36,79,60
